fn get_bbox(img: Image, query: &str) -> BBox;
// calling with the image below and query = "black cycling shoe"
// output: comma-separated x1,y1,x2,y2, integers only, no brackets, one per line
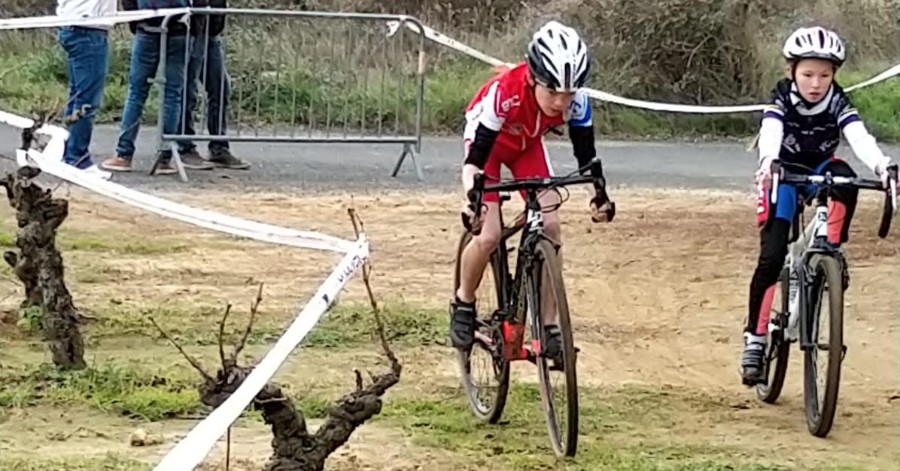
741,333,767,386
449,297,477,350
543,324,566,370
543,325,562,358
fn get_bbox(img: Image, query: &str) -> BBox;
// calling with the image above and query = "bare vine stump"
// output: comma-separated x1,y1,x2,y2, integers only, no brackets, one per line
2,167,86,370
154,210,399,471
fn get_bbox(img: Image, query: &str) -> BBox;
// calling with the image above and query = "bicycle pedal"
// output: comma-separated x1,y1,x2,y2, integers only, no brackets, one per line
841,345,848,362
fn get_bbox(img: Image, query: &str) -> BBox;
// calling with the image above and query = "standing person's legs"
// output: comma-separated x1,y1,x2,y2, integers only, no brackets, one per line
58,26,111,177
104,32,171,172
172,35,213,170
204,35,249,169
176,35,203,156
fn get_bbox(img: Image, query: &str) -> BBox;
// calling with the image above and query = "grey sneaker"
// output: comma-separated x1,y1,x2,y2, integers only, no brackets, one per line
208,148,250,170
741,332,766,386
178,149,214,170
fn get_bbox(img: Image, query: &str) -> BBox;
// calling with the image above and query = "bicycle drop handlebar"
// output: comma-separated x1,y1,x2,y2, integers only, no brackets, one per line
769,158,898,239
465,157,616,236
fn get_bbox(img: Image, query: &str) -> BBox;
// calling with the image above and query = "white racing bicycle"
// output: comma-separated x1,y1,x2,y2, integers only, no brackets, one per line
754,158,897,438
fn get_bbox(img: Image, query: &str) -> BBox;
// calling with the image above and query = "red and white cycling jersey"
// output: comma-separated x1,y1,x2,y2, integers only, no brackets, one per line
463,62,593,152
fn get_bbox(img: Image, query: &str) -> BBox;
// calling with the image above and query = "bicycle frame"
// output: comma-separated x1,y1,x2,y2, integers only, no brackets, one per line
467,157,615,362
769,160,897,349
781,184,844,350
490,187,561,362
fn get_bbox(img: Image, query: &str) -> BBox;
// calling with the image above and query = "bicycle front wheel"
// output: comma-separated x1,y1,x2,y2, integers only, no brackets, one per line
803,254,844,438
528,238,578,457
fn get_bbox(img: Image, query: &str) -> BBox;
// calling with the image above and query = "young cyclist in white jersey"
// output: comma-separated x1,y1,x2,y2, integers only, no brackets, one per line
741,26,898,385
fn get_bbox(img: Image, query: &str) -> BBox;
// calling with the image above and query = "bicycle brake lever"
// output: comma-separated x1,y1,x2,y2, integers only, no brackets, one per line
466,172,486,236
770,158,782,205
889,165,898,213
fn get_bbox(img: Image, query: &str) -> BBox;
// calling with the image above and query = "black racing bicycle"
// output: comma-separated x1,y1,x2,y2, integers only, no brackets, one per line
453,157,615,457
755,158,897,438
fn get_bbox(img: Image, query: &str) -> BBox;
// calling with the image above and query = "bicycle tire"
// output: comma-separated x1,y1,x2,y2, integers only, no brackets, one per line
453,230,510,424
530,238,579,457
756,267,791,404
803,254,844,438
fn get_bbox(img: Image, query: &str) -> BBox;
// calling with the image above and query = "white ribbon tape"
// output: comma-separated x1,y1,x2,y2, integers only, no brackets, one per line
386,20,900,114
3,109,355,253
0,8,191,30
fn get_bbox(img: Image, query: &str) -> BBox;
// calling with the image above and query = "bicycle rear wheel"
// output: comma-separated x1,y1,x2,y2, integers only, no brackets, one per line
529,238,578,457
803,254,844,437
756,267,791,404
454,230,510,423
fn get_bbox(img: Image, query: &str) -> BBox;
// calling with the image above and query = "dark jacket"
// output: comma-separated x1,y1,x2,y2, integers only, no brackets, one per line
122,0,221,36
204,0,227,38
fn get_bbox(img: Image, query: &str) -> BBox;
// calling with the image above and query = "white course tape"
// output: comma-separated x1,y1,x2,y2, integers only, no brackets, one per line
2,109,355,253
18,147,356,254
151,237,369,471
0,8,191,30
387,21,900,114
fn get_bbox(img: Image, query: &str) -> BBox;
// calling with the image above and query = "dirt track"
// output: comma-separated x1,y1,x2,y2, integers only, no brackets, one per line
1,183,897,470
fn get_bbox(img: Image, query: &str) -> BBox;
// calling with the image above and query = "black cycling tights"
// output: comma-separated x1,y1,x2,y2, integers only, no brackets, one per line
745,160,859,336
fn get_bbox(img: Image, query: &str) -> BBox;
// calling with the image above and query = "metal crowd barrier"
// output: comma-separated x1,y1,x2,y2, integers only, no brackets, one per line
151,8,427,182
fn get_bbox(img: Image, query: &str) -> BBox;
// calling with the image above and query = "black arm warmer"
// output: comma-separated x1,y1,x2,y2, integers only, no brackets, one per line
464,123,500,169
569,124,597,173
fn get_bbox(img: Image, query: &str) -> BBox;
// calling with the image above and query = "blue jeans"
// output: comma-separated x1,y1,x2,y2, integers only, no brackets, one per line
178,35,231,153
58,26,109,168
116,32,188,160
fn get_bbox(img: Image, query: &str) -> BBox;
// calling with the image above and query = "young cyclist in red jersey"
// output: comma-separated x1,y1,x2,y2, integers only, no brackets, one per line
741,26,898,385
449,20,612,354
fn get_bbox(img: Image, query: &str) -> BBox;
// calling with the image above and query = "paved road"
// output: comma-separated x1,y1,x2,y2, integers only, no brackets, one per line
1,124,895,193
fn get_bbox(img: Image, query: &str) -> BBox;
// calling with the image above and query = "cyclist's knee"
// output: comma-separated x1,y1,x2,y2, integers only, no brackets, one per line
472,223,501,249
471,203,502,249
543,213,562,242
826,159,858,178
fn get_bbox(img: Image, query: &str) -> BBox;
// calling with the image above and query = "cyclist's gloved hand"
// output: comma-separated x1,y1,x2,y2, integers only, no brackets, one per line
756,155,777,190
461,201,486,234
590,196,611,223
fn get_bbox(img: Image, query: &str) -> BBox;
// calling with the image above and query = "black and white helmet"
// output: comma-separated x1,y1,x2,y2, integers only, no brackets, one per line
782,26,846,67
526,20,591,92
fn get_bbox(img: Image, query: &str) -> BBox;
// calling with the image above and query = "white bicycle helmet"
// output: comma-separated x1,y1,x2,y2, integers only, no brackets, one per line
782,26,846,67
526,20,591,92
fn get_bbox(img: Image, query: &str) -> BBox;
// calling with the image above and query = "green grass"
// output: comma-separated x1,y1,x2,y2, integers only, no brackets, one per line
71,299,444,348
0,225,187,255
3,29,899,142
377,383,873,471
0,361,203,421
305,300,447,348
0,454,146,471
0,358,364,425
